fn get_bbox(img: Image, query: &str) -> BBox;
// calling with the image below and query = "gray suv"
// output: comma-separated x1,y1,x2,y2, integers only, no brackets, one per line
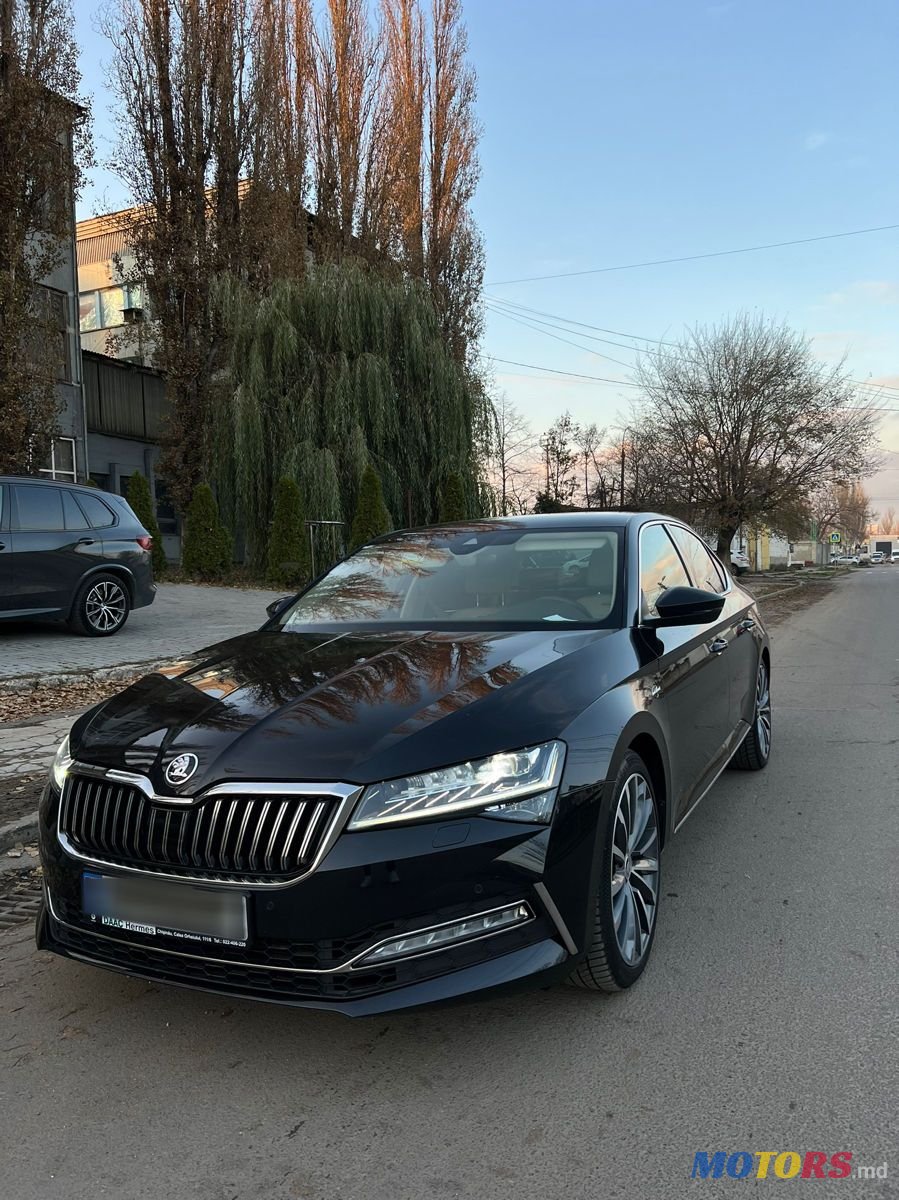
0,476,156,636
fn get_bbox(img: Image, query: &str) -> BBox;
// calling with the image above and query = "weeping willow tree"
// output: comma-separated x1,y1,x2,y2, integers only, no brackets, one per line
209,264,486,570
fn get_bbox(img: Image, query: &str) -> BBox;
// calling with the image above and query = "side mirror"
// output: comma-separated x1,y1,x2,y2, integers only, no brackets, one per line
649,585,725,627
265,595,294,621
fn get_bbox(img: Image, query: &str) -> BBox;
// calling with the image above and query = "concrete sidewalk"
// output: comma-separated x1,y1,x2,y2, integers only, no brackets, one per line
0,712,76,781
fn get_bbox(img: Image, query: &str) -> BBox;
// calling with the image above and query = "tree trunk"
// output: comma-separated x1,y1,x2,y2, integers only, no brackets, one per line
717,525,738,563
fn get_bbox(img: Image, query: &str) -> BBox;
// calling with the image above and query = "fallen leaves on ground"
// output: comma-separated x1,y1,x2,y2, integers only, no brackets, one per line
0,670,153,724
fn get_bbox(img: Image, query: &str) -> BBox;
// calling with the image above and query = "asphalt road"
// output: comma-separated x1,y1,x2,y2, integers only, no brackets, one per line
1,570,896,1200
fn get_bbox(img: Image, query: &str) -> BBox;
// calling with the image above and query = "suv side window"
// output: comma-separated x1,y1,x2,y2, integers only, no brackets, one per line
62,490,90,530
14,485,65,531
668,525,726,594
76,492,116,528
639,523,691,619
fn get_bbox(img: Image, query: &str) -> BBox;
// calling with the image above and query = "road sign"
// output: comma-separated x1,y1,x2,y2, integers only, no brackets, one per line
830,531,841,544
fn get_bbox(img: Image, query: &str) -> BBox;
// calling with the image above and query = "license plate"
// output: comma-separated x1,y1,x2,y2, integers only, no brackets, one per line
81,872,248,948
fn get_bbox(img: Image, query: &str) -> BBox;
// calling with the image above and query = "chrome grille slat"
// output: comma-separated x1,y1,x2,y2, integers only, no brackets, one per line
58,773,340,883
265,801,290,872
220,799,240,869
248,800,271,873
298,801,329,860
205,800,223,868
280,805,307,872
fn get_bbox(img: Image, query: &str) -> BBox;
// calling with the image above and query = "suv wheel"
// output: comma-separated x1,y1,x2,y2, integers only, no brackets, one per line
568,751,661,993
70,574,130,637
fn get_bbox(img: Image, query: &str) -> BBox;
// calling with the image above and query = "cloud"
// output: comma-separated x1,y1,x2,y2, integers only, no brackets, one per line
824,280,899,306
803,131,830,151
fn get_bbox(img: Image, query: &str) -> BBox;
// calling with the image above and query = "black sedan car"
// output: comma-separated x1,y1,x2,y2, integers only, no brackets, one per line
37,514,771,1014
0,475,156,635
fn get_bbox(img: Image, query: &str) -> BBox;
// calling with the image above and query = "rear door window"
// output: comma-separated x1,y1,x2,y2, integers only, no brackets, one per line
14,486,65,531
667,525,727,593
62,491,90,530
76,492,116,528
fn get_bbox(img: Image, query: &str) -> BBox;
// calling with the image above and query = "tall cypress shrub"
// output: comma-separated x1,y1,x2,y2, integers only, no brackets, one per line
182,484,232,579
349,465,392,550
127,471,167,577
439,472,467,521
267,477,309,586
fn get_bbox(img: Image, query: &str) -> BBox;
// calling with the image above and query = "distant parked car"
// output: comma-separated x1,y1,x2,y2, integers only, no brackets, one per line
870,551,885,564
730,549,751,576
892,550,899,564
0,476,156,636
834,554,860,566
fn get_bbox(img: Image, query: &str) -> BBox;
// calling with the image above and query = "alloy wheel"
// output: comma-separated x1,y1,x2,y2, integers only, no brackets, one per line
610,773,659,965
755,660,772,759
85,580,127,632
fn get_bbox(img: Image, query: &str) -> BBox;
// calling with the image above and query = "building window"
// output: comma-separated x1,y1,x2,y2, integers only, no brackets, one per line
40,438,77,483
79,292,100,331
79,285,148,332
34,286,72,382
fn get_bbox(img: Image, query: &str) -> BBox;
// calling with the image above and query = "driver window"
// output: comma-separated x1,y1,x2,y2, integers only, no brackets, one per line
639,524,690,619
667,525,725,594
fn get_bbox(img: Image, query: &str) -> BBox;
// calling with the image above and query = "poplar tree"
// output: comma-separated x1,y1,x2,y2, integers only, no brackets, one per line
0,0,92,473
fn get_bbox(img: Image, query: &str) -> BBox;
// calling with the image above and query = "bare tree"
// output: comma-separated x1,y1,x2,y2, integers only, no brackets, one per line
634,315,879,559
486,394,538,515
573,421,606,509
0,0,92,473
536,411,578,510
878,505,896,534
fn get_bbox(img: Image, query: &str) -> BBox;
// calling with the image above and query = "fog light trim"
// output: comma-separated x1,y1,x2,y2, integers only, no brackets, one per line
355,902,534,968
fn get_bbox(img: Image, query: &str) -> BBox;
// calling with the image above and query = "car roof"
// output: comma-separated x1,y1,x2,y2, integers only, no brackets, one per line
379,511,676,539
0,474,118,498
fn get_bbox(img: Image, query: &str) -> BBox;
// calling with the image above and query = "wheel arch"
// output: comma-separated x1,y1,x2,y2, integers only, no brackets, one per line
603,712,673,849
68,564,135,618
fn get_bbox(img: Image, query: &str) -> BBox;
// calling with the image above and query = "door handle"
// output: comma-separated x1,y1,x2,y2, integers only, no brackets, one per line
76,537,96,546
707,637,729,655
737,618,755,633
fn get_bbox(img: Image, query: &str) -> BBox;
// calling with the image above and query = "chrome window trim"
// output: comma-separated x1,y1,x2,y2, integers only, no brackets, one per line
45,890,533,976
57,763,362,890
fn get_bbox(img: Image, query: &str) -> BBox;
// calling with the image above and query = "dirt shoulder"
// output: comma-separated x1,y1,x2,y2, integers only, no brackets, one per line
743,569,847,627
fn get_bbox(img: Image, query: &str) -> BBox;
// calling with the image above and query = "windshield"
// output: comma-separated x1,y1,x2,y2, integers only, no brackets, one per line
280,526,623,630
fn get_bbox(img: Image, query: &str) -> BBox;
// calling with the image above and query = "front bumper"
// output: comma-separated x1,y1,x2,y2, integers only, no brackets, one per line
37,780,598,1016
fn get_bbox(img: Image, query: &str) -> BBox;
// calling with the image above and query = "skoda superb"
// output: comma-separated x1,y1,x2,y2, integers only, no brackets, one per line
37,514,771,1015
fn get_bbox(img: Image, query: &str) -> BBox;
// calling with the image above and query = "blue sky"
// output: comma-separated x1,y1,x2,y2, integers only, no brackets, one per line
74,0,899,510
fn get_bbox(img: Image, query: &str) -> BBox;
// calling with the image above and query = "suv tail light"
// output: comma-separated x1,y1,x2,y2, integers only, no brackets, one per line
136,535,152,551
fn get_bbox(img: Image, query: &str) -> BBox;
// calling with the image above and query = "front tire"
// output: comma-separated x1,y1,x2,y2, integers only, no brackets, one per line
69,573,131,637
568,751,661,993
731,656,771,770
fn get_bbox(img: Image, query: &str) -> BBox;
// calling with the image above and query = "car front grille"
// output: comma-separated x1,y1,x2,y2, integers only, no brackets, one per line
58,772,339,883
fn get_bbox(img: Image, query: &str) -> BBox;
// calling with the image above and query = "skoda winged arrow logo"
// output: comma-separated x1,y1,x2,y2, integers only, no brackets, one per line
164,753,199,787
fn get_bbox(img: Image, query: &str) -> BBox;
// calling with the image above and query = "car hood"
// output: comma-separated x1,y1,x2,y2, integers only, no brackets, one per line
70,626,626,794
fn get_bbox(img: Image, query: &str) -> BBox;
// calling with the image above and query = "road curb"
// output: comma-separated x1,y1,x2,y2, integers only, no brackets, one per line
0,658,170,694
0,813,39,854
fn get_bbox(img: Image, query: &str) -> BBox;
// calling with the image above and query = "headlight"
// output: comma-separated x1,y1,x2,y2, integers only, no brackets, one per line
50,734,72,791
348,741,565,831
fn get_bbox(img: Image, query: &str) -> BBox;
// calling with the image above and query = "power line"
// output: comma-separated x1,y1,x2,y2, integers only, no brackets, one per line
487,222,899,286
490,357,641,387
487,295,679,348
485,302,639,370
488,295,899,397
